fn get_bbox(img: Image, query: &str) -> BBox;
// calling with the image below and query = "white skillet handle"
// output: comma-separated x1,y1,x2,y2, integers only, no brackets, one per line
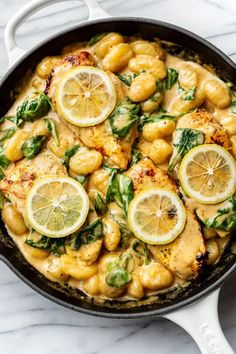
164,288,235,354
4,0,110,67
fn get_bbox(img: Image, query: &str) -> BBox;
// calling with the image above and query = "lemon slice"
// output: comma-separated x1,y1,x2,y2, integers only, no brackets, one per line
26,177,89,238
179,144,236,204
56,66,116,127
128,188,186,245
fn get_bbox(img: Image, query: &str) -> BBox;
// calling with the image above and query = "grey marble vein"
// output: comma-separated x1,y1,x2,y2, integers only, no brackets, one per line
0,1,236,353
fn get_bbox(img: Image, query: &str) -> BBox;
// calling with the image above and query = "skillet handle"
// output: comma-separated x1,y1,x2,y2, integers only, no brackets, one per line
4,0,110,67
163,288,235,354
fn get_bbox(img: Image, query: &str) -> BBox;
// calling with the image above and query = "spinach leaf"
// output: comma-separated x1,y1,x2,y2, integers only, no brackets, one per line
118,74,133,86
201,197,236,232
129,149,142,168
231,101,236,114
16,91,52,126
164,68,178,90
178,86,197,101
21,135,46,159
0,116,15,124
70,218,103,250
168,128,204,173
25,233,66,256
44,118,59,146
131,239,149,265
0,155,10,169
94,193,108,215
0,168,5,180
156,79,163,94
0,127,15,145
73,175,88,186
138,111,179,131
105,254,134,288
0,192,5,209
88,32,109,46
62,145,80,168
109,102,140,139
106,172,133,215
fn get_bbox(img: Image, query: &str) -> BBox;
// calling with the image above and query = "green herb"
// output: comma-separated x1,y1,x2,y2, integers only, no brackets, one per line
200,197,236,232
25,232,66,256
106,254,134,288
106,172,133,215
62,145,80,168
0,127,15,145
88,32,109,46
118,74,133,86
0,155,10,169
94,193,108,215
0,192,5,209
131,239,149,265
44,118,59,146
178,85,197,101
138,111,179,131
231,101,236,114
0,116,16,124
21,135,46,159
102,164,123,174
168,128,204,173
70,218,103,249
16,91,52,126
0,168,5,180
109,102,140,139
73,175,88,186
164,68,178,90
156,79,163,93
129,149,142,168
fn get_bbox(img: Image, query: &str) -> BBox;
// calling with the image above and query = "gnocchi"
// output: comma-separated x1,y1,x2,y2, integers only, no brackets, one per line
128,55,167,79
103,43,134,73
128,73,156,102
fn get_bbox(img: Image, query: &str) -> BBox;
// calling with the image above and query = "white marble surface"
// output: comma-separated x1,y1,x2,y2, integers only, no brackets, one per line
0,0,236,353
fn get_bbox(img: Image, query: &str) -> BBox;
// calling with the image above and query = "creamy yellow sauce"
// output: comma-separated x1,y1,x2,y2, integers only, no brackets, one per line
1,34,235,302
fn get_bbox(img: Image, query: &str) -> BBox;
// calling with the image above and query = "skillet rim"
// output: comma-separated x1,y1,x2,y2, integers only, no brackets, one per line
0,16,235,318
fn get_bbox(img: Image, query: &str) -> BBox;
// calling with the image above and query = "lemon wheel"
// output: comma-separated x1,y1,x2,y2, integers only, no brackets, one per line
26,177,89,238
179,144,236,204
128,188,186,245
56,66,116,127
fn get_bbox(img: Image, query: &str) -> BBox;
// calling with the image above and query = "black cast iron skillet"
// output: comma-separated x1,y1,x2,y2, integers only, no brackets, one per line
1,1,236,352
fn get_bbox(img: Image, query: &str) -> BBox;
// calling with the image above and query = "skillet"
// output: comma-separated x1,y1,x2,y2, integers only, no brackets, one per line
1,0,236,352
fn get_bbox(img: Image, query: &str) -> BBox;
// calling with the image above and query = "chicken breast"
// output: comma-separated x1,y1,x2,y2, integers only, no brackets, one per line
148,209,206,280
125,157,177,194
45,51,94,105
126,157,206,280
0,151,67,217
78,121,137,169
177,109,231,149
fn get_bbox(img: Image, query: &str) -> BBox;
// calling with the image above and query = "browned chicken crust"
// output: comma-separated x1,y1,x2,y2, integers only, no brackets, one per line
177,109,231,149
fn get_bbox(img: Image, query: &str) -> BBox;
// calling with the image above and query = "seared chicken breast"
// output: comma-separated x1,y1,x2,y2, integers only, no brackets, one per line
126,158,206,280
177,109,231,149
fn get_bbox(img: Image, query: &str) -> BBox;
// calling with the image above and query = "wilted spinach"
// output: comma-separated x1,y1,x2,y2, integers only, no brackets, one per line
106,170,133,216
0,192,4,209
178,85,197,101
70,218,103,250
201,197,236,232
109,102,140,138
168,128,204,173
118,74,133,86
128,149,142,168
0,127,15,144
73,175,88,186
131,239,149,265
62,144,80,168
164,68,178,90
94,193,108,215
44,118,59,146
88,32,109,46
106,254,134,288
25,233,66,256
21,135,47,159
231,101,236,114
0,146,11,180
138,111,179,131
16,91,52,126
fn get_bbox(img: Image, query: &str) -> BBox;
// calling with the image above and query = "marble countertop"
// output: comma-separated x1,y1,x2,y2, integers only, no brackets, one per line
0,0,236,353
